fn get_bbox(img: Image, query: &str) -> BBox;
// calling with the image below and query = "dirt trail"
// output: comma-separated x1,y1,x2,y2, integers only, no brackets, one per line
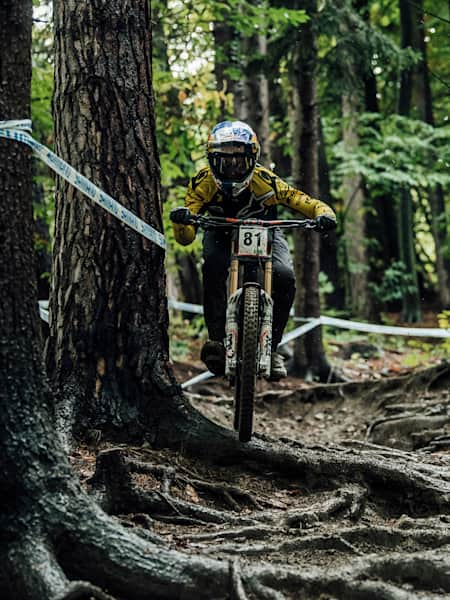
73,359,450,599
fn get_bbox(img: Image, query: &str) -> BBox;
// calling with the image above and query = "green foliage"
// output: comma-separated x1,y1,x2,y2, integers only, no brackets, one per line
437,310,450,355
31,59,53,143
319,271,334,308
169,312,206,360
369,260,419,304
331,113,450,194
213,0,308,38
316,0,419,103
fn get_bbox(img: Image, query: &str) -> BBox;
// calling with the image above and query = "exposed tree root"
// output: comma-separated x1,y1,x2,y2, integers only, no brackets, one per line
243,547,450,600
191,524,450,557
90,448,262,526
126,457,263,510
252,362,450,408
230,560,250,600
163,406,450,515
4,474,450,600
90,448,372,529
5,367,450,599
55,581,117,600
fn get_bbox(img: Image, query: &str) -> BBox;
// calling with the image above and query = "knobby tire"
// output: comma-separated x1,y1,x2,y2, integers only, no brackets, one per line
237,284,260,442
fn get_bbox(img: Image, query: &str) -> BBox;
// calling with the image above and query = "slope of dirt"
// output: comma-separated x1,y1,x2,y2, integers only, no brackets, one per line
70,355,450,598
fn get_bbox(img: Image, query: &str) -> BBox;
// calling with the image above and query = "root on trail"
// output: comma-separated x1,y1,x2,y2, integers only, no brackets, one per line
6,365,449,600
90,448,370,528
191,524,450,558
5,496,450,600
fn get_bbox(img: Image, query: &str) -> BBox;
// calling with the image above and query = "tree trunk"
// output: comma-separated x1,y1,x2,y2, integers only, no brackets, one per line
318,118,343,311
242,33,272,167
222,21,272,166
213,19,238,120
412,0,450,308
397,0,421,322
290,0,331,381
362,60,401,313
341,94,371,319
177,252,203,307
47,0,182,439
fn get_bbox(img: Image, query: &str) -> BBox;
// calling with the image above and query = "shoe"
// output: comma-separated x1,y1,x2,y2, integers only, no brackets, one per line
270,351,287,381
200,340,225,376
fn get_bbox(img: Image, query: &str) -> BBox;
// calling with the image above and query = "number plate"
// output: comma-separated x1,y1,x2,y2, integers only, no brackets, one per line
237,226,269,257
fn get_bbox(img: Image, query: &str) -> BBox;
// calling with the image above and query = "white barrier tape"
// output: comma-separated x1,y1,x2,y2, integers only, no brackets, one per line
181,370,214,389
166,298,450,339
279,319,322,345
39,304,49,323
0,120,166,250
168,299,204,315
319,315,450,338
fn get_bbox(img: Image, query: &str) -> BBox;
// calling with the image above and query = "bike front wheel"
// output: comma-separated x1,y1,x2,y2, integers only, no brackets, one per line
236,284,260,442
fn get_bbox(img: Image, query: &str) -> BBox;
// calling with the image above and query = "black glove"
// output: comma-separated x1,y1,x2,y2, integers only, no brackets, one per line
315,215,337,233
170,207,192,225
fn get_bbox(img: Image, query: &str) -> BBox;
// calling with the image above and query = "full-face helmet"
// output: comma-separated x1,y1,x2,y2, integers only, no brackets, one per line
206,121,260,197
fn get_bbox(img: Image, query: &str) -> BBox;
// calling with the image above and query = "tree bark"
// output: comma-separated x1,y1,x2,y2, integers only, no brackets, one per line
217,13,272,166
397,0,422,322
318,118,343,311
412,0,450,308
290,0,331,381
341,94,371,319
361,51,400,313
242,33,272,167
47,0,184,439
177,253,203,307
213,19,238,120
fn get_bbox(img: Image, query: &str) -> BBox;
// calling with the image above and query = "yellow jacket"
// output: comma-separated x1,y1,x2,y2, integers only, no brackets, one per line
173,164,336,246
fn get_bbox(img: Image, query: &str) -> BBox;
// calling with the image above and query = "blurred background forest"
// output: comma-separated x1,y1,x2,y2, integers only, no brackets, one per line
31,0,450,369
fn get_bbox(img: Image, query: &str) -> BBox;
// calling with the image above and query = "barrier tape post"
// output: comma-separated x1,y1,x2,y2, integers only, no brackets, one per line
0,120,166,250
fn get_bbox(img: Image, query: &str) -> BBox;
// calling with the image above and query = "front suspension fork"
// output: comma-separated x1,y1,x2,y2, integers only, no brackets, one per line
225,254,274,377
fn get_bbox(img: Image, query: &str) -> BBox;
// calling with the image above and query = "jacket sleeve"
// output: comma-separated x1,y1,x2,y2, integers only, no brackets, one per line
173,170,208,246
275,176,336,220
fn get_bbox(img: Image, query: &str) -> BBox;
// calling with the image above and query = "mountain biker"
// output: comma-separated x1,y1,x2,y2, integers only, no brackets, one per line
170,120,336,380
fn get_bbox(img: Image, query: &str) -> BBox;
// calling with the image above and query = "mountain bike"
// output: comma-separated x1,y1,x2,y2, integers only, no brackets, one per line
190,214,317,443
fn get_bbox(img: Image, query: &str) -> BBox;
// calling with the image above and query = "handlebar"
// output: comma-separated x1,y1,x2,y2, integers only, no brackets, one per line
189,214,318,231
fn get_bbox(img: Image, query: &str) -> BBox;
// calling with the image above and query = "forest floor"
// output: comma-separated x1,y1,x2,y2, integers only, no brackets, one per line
72,329,450,599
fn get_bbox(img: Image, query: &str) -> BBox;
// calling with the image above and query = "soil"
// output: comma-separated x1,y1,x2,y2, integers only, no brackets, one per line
72,344,450,599
172,342,447,446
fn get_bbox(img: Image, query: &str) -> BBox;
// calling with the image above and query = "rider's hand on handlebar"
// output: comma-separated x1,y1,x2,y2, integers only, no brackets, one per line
315,215,337,233
170,207,192,225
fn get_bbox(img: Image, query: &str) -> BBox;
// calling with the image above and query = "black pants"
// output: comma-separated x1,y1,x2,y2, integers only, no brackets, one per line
202,229,295,349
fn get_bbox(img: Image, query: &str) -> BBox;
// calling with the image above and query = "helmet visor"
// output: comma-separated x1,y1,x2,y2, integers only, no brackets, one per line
209,146,256,183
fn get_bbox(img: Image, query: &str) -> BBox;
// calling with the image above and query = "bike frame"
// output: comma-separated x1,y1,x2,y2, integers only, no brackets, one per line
191,215,317,379
189,215,316,442
225,228,273,378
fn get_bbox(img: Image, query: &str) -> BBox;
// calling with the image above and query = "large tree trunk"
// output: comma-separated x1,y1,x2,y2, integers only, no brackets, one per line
290,0,332,381
46,0,182,439
397,0,421,322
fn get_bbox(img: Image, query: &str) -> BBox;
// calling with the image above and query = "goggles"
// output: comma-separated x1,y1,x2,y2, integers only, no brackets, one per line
209,144,256,183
